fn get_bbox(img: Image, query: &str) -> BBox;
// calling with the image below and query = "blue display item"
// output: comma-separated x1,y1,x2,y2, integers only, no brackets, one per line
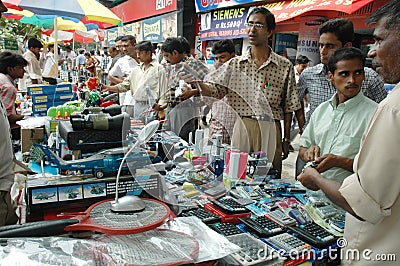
384,83,396,93
34,144,152,178
27,83,73,96
32,101,67,115
31,93,76,104
212,157,224,178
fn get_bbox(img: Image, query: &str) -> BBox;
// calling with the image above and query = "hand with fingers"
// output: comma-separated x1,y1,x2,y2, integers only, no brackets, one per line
304,145,320,162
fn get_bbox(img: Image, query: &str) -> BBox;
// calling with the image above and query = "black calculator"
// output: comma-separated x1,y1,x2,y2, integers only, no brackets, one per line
288,223,337,248
239,216,284,238
208,222,243,236
180,208,221,224
209,197,249,214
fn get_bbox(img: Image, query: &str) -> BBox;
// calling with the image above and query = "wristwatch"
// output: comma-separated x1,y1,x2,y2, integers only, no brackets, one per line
282,137,291,143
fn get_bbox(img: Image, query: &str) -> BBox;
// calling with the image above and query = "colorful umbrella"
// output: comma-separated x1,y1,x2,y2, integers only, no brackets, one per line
3,0,123,28
3,0,122,66
47,29,104,44
4,8,88,31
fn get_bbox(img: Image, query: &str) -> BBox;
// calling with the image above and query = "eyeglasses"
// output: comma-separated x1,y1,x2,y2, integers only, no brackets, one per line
245,22,265,29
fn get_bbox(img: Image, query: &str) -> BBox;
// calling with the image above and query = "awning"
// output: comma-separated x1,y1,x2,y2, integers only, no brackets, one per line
261,0,374,23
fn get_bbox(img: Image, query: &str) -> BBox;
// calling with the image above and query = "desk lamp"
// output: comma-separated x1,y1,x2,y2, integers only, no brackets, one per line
111,120,160,213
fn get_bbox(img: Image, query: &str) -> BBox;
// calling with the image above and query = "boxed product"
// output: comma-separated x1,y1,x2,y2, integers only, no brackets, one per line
27,83,73,96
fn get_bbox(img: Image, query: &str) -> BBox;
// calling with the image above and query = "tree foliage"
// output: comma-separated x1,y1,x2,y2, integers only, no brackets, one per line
0,17,43,51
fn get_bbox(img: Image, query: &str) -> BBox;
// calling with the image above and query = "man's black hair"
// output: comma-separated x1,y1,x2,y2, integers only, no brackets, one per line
136,41,154,52
327,47,365,74
27,38,43,49
121,35,136,45
212,39,235,55
161,37,183,54
367,0,400,31
115,36,123,42
319,18,354,45
247,7,276,31
0,52,28,74
178,36,190,55
296,55,311,65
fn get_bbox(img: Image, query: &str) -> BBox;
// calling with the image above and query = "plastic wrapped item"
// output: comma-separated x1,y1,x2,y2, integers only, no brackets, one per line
0,229,199,266
160,216,241,263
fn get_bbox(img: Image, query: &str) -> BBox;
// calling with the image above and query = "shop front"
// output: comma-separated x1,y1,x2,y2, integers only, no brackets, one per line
196,0,390,64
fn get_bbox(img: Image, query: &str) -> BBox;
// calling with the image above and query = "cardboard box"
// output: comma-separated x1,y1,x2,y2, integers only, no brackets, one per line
21,128,45,153
31,93,76,104
25,172,163,222
27,83,73,96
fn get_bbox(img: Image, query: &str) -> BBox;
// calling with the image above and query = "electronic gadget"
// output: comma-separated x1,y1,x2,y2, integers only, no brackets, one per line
111,120,159,213
314,203,337,219
180,208,221,224
0,198,170,237
227,233,279,265
264,232,310,257
208,197,249,214
208,222,243,236
265,209,297,227
288,223,337,248
239,216,284,238
329,219,345,233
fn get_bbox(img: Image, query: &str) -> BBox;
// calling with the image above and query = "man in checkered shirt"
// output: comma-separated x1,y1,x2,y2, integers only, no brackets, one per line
298,18,387,127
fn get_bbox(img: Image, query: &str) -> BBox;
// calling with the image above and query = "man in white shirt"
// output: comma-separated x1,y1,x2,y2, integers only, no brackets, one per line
18,38,43,91
102,41,167,122
108,35,139,116
42,44,58,85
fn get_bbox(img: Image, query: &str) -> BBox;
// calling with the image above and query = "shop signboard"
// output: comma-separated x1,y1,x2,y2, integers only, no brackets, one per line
296,16,325,66
275,33,298,63
4,39,18,51
112,0,177,23
195,0,263,13
260,0,374,23
142,17,163,43
200,6,249,41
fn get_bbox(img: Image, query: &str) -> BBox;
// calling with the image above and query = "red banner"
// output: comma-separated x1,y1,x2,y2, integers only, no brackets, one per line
260,0,374,23
111,0,177,23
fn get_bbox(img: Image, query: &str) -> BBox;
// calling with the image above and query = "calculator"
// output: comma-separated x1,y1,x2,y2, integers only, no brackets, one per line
264,232,310,257
209,197,249,214
180,208,221,224
227,233,279,265
265,209,297,227
239,216,284,238
288,223,337,248
208,222,243,236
